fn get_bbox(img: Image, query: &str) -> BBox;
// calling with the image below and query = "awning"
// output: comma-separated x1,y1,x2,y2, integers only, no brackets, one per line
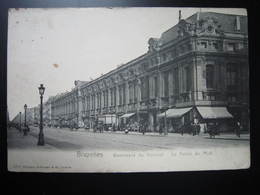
196,106,233,119
158,107,192,118
166,107,192,118
157,112,166,118
120,113,136,119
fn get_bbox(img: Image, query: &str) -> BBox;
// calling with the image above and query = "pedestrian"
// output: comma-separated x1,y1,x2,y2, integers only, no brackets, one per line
196,124,200,135
142,123,146,135
159,123,162,135
236,121,241,138
26,125,30,132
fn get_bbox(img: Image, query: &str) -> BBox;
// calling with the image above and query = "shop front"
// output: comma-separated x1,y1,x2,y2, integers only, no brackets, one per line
194,106,234,133
158,107,193,133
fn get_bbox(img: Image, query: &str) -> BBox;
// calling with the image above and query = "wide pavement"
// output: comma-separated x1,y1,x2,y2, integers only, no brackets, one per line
8,126,250,151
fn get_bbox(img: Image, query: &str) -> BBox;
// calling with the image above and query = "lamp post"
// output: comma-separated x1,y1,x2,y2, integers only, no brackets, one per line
164,110,167,135
38,84,45,146
19,112,21,132
24,104,27,135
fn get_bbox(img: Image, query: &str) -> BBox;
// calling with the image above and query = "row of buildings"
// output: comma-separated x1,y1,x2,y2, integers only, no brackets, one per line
12,11,249,133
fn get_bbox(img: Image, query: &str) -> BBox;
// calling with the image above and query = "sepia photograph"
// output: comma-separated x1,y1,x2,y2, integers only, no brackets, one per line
7,7,250,172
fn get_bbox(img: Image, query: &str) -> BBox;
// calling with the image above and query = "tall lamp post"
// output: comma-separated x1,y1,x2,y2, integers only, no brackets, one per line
24,104,27,135
38,84,45,146
19,112,22,132
164,110,167,135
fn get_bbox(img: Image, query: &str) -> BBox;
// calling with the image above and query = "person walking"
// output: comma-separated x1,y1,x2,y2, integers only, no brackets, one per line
236,121,241,138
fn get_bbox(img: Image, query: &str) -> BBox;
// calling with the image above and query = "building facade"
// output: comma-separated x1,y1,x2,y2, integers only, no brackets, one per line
51,81,87,128
19,11,249,133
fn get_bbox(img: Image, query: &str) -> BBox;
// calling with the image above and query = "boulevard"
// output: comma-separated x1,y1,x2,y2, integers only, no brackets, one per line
7,126,250,151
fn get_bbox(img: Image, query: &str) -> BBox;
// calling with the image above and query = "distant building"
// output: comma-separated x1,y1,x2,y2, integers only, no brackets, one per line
51,81,88,128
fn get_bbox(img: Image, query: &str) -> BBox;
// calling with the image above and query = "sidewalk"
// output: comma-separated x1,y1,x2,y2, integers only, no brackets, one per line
7,127,57,150
27,126,250,141
73,127,250,140
202,132,250,140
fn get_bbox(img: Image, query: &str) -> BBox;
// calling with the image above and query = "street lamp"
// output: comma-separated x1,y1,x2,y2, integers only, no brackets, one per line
164,110,167,135
19,112,21,132
38,84,45,146
24,104,27,135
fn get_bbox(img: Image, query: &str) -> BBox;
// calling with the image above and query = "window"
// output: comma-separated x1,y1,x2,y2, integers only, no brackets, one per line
123,85,126,105
114,88,117,106
154,76,158,97
110,90,113,106
141,77,149,100
206,65,214,89
228,96,237,102
134,82,137,103
212,42,219,50
227,43,236,51
164,72,169,97
174,68,179,95
185,66,192,92
171,49,176,59
201,42,207,48
187,43,192,51
162,53,167,62
141,78,145,100
227,63,237,89
119,87,122,105
129,85,133,103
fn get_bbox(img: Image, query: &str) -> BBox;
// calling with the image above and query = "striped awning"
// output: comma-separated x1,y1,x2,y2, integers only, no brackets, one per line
196,106,233,119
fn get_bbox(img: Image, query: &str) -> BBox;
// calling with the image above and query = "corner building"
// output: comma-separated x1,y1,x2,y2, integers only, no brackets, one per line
51,11,249,133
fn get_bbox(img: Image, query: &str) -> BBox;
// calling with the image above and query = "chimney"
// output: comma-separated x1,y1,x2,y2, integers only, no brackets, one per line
179,10,182,21
236,16,241,31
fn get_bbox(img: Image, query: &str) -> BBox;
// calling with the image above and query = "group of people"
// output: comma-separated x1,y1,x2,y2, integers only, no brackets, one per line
205,121,243,138
90,118,243,138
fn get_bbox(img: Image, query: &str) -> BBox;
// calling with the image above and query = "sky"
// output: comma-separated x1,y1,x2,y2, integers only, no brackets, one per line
7,7,247,120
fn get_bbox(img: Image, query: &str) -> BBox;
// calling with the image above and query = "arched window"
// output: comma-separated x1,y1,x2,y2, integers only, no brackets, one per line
206,64,214,89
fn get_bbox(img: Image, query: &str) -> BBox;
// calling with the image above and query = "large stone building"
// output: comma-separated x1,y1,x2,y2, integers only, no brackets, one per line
51,81,88,128
25,11,249,133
